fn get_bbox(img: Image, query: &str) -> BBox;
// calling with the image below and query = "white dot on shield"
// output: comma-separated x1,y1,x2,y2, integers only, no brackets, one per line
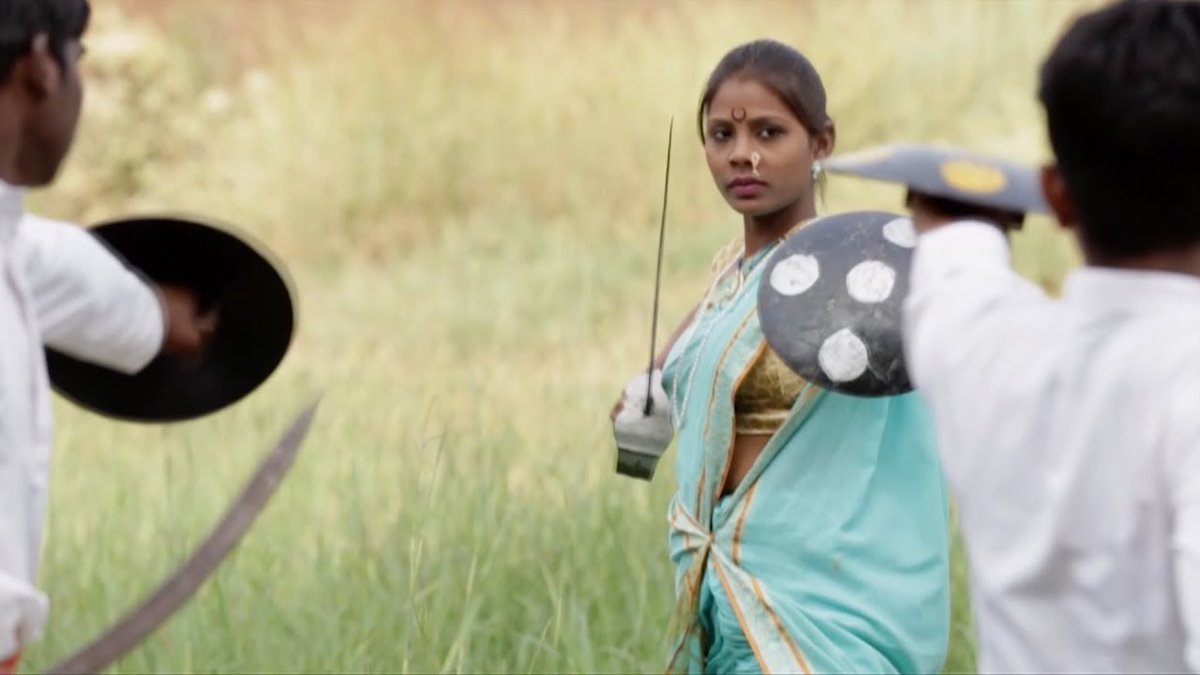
769,253,820,296
882,217,917,248
846,260,896,303
819,328,869,382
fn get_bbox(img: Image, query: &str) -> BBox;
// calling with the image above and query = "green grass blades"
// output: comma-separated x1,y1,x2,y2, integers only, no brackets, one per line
24,1,1095,672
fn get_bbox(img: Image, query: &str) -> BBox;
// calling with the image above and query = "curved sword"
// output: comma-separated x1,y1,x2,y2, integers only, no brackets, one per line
41,394,323,675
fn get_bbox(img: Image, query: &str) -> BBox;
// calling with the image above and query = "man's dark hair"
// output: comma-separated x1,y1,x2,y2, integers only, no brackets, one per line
1038,0,1200,258
0,0,90,84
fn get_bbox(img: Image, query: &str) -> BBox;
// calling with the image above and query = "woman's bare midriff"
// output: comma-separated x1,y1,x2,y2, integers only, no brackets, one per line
721,433,772,495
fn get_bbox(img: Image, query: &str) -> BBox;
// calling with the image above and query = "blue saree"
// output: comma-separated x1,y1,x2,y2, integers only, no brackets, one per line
660,239,951,674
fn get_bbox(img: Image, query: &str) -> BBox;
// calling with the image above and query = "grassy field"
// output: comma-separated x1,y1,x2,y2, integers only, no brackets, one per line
21,1,1099,672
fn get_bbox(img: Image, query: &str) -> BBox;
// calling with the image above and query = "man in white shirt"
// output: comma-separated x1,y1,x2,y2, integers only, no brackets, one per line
0,1,213,670
901,0,1200,672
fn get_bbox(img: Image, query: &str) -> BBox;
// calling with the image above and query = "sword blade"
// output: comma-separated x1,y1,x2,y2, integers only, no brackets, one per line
42,395,323,675
644,117,674,415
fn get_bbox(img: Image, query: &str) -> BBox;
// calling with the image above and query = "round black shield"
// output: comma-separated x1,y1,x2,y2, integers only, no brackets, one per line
757,210,914,397
44,215,296,423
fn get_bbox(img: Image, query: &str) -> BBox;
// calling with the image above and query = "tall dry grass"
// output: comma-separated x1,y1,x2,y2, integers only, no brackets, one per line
22,2,1101,672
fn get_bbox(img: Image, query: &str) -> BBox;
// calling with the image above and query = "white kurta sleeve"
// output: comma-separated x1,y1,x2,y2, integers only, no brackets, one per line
1167,373,1200,673
0,395,48,662
16,214,164,374
0,279,50,660
902,221,1047,393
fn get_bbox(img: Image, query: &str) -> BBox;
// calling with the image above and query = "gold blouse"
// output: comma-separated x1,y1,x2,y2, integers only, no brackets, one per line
735,346,809,435
705,230,812,436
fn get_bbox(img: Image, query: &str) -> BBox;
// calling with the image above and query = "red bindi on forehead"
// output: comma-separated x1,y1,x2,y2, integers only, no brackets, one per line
709,78,796,123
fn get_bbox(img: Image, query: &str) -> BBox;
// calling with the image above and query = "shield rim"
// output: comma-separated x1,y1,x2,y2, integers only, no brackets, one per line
44,212,298,423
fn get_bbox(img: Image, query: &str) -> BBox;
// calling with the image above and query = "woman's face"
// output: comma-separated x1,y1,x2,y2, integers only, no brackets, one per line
703,77,832,219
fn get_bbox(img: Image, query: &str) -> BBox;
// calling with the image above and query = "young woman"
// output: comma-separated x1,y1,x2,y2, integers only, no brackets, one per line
614,40,952,674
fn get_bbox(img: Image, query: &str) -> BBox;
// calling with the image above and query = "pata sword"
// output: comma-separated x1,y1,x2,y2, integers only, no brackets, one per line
41,395,323,675
644,117,673,414
613,118,675,480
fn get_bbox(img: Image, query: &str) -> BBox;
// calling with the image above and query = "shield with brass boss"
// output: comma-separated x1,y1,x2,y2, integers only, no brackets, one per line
822,142,1051,217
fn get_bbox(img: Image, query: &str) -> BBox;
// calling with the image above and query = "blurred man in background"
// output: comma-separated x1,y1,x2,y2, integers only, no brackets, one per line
902,0,1200,671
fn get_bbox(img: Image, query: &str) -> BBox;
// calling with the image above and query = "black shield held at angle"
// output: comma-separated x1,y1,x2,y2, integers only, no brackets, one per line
757,210,917,398
44,215,296,423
